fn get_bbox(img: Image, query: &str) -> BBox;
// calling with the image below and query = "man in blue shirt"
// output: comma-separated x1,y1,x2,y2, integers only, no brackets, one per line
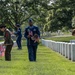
24,18,40,61
14,24,22,50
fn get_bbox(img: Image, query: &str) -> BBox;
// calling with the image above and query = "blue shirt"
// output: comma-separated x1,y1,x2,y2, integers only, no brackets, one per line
24,25,40,45
14,28,22,38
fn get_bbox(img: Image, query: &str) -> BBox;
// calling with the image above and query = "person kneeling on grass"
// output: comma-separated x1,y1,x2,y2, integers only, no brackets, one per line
0,24,13,61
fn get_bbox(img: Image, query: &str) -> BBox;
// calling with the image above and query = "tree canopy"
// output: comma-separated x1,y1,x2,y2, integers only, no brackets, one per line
0,0,75,32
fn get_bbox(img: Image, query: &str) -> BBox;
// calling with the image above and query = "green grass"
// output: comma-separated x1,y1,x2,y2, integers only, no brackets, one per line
45,36,75,42
0,40,75,75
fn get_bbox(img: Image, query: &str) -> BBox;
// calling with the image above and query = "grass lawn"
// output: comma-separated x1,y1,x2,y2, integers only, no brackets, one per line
0,40,75,75
45,36,75,42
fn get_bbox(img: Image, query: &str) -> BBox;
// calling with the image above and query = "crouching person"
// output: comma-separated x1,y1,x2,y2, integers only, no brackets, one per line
0,24,13,61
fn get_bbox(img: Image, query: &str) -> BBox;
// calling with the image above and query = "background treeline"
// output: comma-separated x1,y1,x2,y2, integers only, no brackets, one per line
0,0,75,33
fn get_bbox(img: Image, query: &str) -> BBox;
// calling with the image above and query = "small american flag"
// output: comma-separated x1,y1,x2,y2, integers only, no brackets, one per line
0,45,5,57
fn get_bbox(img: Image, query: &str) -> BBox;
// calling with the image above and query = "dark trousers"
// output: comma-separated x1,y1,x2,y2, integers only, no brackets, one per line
5,45,13,61
27,45,38,61
16,37,22,49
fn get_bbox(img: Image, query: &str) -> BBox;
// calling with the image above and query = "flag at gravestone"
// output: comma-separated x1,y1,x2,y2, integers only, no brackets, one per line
0,45,5,57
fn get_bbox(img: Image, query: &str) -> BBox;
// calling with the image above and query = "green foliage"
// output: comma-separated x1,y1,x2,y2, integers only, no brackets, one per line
44,0,75,32
62,27,69,32
0,0,49,29
0,0,75,32
72,16,75,28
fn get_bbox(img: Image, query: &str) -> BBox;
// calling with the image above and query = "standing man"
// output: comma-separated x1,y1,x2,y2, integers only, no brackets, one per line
0,24,13,61
24,18,40,62
14,24,22,50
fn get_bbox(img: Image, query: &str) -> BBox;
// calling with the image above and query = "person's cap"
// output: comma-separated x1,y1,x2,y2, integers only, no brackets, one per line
0,24,6,28
28,18,33,23
16,24,20,27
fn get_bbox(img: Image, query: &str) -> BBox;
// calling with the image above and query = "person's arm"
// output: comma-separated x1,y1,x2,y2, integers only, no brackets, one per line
24,28,28,39
14,29,20,35
33,27,40,43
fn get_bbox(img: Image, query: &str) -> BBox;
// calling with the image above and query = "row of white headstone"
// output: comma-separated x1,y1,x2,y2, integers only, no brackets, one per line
42,39,75,61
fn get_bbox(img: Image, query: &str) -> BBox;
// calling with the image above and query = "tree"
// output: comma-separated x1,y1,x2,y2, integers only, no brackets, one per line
72,16,75,28
44,0,75,32
0,0,51,30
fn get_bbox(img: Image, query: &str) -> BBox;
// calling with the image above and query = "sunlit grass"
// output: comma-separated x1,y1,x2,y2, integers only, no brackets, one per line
0,40,75,75
45,36,75,42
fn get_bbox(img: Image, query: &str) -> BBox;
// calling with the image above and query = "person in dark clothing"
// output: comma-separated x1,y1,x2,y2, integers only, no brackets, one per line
0,25,13,61
14,24,22,50
24,18,40,61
